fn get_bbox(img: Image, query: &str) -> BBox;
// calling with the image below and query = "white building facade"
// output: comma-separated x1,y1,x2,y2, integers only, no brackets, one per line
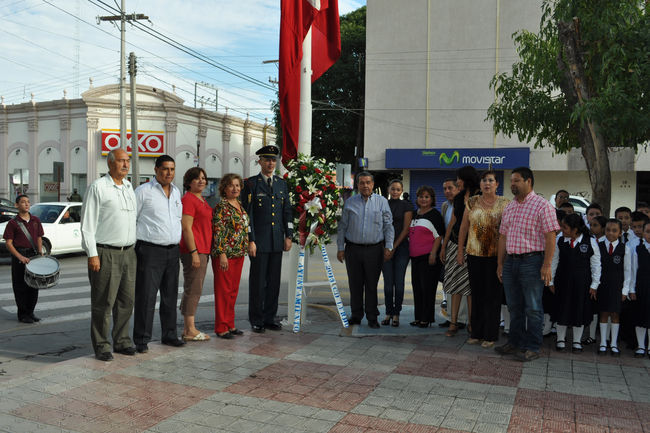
365,0,648,213
0,84,275,205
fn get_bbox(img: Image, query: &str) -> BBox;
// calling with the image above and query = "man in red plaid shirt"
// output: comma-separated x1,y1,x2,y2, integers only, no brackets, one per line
496,167,560,362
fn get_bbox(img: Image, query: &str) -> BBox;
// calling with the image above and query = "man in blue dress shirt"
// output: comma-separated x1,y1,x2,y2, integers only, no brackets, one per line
337,172,394,328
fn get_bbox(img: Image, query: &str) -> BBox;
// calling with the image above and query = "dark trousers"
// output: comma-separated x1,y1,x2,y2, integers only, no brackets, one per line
467,255,502,341
248,251,282,326
11,249,39,320
382,243,410,316
345,243,384,322
133,242,180,344
411,254,442,323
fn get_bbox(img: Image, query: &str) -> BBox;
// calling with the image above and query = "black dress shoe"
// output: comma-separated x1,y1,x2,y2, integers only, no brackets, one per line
136,344,149,353
96,352,114,361
439,320,451,328
229,328,244,335
217,332,234,339
252,325,265,333
265,323,282,331
367,321,380,329
162,338,186,347
30,314,41,322
348,318,361,325
114,346,137,356
18,316,34,324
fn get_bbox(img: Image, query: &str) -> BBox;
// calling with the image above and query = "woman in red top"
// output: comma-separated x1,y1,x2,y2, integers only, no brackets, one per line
211,173,249,339
179,167,213,341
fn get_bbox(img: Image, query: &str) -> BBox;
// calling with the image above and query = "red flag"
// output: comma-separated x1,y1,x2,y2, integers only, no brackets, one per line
279,0,341,165
311,0,341,82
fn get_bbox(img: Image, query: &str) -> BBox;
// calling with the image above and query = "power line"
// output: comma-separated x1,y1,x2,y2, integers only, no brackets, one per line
89,0,276,92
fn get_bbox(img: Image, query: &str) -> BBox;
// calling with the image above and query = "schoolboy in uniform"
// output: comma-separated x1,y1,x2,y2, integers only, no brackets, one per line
630,221,650,358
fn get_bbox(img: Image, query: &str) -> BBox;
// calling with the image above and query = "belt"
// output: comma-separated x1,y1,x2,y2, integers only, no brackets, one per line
345,240,383,248
137,240,178,249
97,243,134,251
507,251,543,258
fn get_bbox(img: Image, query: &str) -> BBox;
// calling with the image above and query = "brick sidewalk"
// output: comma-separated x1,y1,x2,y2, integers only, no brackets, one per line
1,307,649,433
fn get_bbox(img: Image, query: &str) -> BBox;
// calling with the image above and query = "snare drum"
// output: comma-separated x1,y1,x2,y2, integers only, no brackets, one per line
25,256,61,289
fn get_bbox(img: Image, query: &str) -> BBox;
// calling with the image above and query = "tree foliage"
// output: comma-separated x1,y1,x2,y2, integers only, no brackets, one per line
487,0,650,213
273,6,366,166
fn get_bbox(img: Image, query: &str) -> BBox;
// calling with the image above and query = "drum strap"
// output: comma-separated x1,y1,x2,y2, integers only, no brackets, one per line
14,216,38,254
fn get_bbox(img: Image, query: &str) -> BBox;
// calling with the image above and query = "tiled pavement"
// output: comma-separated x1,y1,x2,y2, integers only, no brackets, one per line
1,308,650,433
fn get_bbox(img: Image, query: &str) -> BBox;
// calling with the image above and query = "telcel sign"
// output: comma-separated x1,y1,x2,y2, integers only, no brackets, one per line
101,129,165,157
385,148,529,169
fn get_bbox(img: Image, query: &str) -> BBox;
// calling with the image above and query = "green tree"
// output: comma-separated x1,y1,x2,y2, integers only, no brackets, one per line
273,6,366,166
487,0,650,215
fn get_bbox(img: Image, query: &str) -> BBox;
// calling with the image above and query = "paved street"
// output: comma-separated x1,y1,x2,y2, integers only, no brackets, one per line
1,242,649,432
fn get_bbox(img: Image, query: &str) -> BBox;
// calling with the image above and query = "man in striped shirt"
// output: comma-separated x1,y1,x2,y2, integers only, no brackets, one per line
496,167,560,362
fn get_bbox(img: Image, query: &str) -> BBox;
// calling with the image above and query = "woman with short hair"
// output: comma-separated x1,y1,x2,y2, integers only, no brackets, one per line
179,167,212,341
212,173,249,339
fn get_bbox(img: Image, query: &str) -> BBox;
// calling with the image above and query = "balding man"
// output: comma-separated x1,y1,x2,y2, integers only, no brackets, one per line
81,148,138,361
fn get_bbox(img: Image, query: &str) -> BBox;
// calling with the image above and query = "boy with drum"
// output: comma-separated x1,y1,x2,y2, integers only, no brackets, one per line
2,194,44,323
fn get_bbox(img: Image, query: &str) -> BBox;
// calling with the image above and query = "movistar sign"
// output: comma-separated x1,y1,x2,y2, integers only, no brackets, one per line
385,148,529,169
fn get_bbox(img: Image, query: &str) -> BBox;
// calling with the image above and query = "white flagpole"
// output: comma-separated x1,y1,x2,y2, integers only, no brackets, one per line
287,7,316,328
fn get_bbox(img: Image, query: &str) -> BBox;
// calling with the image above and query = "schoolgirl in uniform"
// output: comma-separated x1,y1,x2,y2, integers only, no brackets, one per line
630,221,650,358
596,218,632,356
550,213,601,352
582,215,608,345
590,216,607,242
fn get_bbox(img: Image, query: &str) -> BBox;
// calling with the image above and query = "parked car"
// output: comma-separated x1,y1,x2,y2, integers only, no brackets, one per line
550,194,591,215
0,202,83,256
0,198,18,222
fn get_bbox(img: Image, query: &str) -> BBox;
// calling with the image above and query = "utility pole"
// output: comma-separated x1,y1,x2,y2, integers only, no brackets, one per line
128,52,139,185
98,2,148,150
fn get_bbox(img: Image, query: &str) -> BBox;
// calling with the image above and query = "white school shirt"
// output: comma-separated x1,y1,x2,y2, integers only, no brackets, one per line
550,234,601,289
621,229,637,245
629,240,650,294
601,238,632,296
135,178,182,245
81,174,137,258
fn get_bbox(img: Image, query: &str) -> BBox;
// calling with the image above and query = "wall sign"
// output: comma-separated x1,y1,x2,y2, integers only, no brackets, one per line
385,147,529,169
101,129,164,157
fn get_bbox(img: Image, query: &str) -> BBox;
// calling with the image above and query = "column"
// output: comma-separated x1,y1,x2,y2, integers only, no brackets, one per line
27,114,38,202
87,117,99,181
243,116,252,178
222,114,232,175
165,118,178,157
60,115,71,197
197,123,207,168
0,115,8,198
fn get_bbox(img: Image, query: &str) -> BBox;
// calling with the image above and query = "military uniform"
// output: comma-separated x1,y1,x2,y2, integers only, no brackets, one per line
242,168,293,330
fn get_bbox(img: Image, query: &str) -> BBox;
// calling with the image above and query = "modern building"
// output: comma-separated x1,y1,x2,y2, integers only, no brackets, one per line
0,83,275,205
365,0,647,212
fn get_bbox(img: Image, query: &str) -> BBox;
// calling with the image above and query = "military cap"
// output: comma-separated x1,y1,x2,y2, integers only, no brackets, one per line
256,145,280,159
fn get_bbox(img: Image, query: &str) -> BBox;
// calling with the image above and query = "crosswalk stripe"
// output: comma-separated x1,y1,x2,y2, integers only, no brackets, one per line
0,275,88,290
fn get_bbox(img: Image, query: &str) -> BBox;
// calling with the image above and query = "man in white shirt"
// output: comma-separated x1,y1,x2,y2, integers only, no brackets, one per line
132,155,185,353
81,148,137,361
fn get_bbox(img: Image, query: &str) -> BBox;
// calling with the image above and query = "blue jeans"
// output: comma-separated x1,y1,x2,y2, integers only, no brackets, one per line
382,243,409,316
502,254,544,352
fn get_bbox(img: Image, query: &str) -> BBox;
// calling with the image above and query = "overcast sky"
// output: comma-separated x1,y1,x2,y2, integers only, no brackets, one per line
0,0,365,123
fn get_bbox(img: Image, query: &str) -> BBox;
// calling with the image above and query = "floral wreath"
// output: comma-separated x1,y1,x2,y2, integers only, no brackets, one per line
284,153,341,248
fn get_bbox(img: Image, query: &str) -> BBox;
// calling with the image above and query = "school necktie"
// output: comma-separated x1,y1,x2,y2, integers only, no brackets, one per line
623,232,628,243
570,239,574,248
609,243,613,255
267,177,272,188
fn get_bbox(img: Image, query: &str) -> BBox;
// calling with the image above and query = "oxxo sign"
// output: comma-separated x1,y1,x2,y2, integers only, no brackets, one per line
385,147,530,169
101,129,164,157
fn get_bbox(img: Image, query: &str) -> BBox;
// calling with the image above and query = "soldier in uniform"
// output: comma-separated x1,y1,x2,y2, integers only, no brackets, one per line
242,145,293,333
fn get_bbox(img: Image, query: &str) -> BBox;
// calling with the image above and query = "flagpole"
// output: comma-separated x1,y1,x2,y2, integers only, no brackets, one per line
287,23,314,327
